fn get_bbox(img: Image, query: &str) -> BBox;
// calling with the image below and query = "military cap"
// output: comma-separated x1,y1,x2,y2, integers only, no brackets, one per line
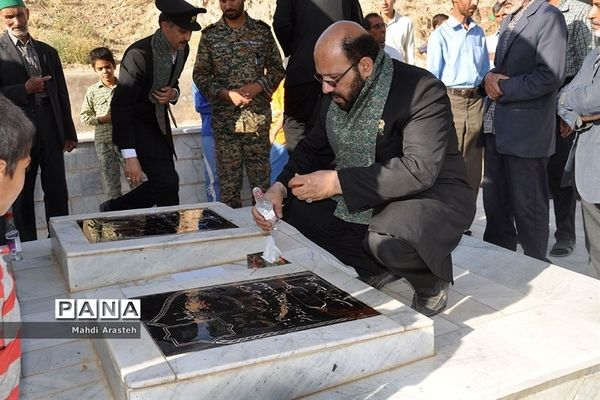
156,0,206,31
0,0,26,10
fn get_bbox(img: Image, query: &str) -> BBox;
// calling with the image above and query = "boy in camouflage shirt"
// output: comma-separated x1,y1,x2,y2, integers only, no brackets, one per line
80,47,125,199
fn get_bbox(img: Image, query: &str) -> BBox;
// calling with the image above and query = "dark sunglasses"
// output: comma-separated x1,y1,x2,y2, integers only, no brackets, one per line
313,63,356,88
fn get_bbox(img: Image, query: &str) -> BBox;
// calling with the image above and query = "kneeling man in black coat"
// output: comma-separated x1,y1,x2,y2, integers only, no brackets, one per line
252,21,475,316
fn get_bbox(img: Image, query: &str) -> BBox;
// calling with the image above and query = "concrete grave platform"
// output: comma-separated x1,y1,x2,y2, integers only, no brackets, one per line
86,259,433,400
14,207,600,400
50,203,266,292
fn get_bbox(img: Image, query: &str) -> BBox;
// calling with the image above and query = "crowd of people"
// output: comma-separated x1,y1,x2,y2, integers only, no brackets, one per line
1,0,600,395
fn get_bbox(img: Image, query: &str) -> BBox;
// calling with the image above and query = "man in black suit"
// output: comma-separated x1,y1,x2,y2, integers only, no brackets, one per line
101,0,205,212
0,0,77,241
273,0,362,152
253,22,474,316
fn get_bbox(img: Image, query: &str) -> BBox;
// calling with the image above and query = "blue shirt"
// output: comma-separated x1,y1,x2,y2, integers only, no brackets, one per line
427,16,489,88
192,83,213,137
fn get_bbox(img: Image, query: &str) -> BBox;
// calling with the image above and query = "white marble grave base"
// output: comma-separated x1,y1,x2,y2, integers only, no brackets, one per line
14,230,600,400
90,260,433,400
50,203,266,292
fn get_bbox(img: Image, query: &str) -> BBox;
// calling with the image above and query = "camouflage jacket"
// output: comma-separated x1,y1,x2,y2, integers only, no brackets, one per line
193,13,284,126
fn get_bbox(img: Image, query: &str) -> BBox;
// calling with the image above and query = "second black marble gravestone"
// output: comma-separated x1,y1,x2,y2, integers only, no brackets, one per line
136,272,380,356
78,208,237,243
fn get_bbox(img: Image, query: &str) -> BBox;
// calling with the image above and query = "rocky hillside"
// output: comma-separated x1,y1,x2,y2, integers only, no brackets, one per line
27,0,501,68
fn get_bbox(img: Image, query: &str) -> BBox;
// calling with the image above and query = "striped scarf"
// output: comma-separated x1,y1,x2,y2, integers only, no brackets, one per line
150,29,185,136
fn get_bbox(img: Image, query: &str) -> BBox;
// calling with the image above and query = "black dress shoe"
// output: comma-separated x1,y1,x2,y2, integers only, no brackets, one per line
99,199,113,212
358,271,398,290
549,241,575,257
411,281,450,317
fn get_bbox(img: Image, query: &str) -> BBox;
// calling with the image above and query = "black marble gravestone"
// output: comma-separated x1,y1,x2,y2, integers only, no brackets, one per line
136,272,380,356
78,208,237,243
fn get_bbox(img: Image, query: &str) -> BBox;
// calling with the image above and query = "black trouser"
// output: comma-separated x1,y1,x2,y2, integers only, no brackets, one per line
283,81,321,152
365,232,452,293
482,134,549,261
108,155,179,211
283,197,444,292
547,77,576,244
6,102,69,242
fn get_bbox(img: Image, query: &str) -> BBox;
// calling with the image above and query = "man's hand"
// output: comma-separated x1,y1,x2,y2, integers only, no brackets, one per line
63,140,77,152
97,113,111,124
252,182,286,232
152,86,177,104
484,72,509,101
238,82,263,100
560,114,600,138
124,157,144,186
220,89,251,107
288,170,341,202
25,75,51,94
581,114,600,123
559,118,574,138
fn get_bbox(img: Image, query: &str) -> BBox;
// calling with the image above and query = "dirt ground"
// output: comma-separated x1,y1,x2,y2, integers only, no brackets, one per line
26,0,500,70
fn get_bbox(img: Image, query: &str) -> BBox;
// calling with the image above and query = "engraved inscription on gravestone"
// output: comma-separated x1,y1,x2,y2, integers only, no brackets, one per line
77,208,237,243
136,272,380,356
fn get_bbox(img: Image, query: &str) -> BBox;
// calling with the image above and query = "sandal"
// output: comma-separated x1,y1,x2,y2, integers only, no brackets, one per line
549,241,575,257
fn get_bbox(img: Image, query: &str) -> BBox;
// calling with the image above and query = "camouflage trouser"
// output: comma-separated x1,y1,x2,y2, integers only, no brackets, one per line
95,140,124,199
213,129,270,208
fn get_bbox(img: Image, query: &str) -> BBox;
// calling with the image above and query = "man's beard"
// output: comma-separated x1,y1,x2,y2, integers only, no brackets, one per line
333,70,365,112
503,0,526,15
593,25,600,38
11,26,28,40
224,8,243,20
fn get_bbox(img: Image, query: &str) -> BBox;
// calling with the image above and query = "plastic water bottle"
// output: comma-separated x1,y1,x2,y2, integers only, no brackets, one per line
252,187,279,227
4,211,22,261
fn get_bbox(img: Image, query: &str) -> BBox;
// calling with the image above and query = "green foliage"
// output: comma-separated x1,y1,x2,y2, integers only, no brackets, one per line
42,31,101,65
29,0,116,65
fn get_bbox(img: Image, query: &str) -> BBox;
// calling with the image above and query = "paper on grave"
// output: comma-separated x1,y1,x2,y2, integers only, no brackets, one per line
262,234,282,263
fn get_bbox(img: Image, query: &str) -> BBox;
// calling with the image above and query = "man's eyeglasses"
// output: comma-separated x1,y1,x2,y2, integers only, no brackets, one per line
314,63,356,88
369,23,386,30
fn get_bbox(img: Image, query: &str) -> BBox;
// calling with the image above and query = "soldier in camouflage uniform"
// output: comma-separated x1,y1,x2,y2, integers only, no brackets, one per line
193,0,284,208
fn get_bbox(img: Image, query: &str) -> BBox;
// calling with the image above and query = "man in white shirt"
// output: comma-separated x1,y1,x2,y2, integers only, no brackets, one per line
362,13,403,61
379,0,415,64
